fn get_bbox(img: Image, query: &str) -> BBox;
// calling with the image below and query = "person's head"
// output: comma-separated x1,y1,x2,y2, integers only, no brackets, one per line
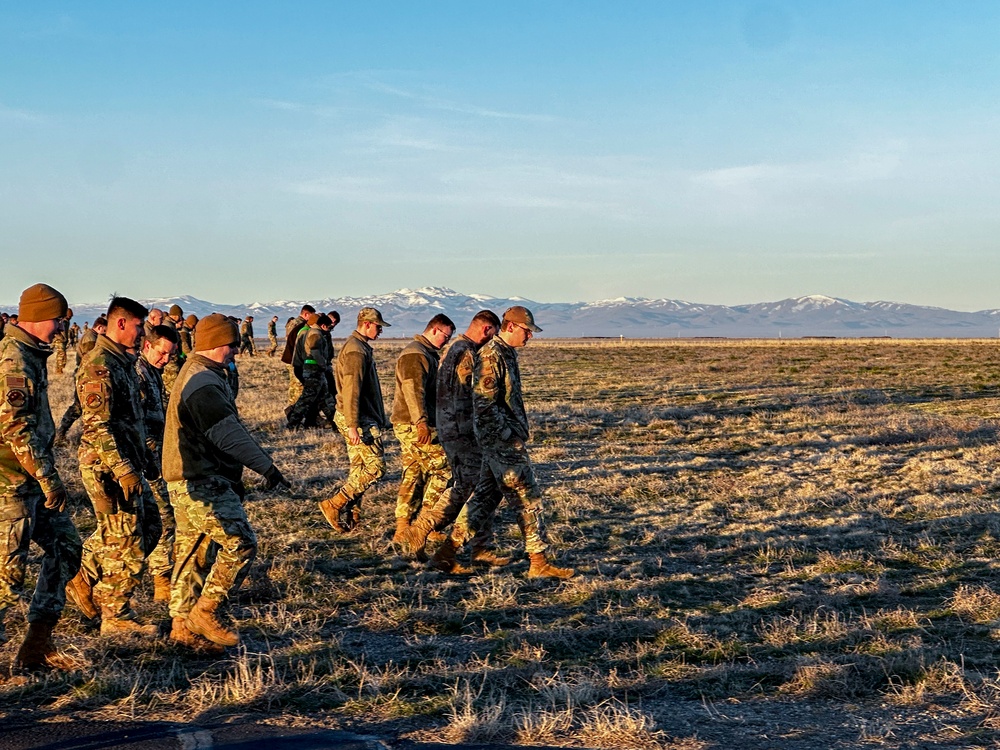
246,315,253,322
356,307,390,341
467,310,501,347
147,308,164,327
64,308,73,321
16,283,68,344
168,304,183,321
315,314,333,331
300,304,316,317
93,316,108,335
9,315,18,326
423,313,455,350
327,311,341,329
0,313,8,322
194,313,240,365
185,314,199,329
142,325,179,369
271,315,279,323
106,296,149,349
499,306,542,349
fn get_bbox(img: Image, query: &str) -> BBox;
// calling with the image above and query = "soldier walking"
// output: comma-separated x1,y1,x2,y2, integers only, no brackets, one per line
162,314,290,651
52,309,73,375
431,307,574,579
388,314,456,552
318,307,391,532
0,284,83,671
65,297,163,635
135,325,180,603
267,316,279,357
406,310,504,569
239,316,256,356
286,313,337,429
282,305,315,404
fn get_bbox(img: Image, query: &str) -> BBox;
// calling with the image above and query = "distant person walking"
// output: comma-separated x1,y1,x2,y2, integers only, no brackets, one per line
239,316,256,356
267,315,279,357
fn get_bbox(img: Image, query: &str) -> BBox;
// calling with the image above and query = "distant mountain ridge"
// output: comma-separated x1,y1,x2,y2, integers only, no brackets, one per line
17,288,1000,338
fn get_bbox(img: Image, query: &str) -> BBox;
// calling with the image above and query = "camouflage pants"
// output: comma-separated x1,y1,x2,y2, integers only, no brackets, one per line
240,335,255,356
286,366,336,426
0,490,82,623
167,477,257,618
455,442,548,556
333,411,386,502
393,424,452,522
54,342,68,374
268,335,278,357
162,359,180,401
288,366,303,405
79,466,162,619
146,476,176,579
435,437,495,552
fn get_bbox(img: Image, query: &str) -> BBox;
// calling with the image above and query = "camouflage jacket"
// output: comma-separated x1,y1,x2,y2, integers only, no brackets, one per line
68,323,80,345
240,320,254,338
178,325,193,356
0,325,64,498
162,354,273,485
391,334,441,427
335,331,387,429
77,328,98,358
435,334,477,444
473,336,529,450
268,320,277,338
135,353,167,455
77,333,150,480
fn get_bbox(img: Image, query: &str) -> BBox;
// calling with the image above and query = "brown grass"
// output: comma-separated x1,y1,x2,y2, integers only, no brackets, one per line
5,338,1000,747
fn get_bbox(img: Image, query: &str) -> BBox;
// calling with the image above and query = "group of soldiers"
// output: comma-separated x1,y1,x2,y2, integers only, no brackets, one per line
0,283,571,673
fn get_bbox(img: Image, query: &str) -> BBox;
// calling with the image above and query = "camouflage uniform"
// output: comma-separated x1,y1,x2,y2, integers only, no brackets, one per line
333,331,388,506
287,325,336,427
0,326,82,627
239,319,256,356
391,334,452,523
178,325,194,360
51,325,68,375
160,316,181,399
454,336,549,555
162,354,273,620
68,323,80,348
135,354,174,582
76,334,161,620
267,320,278,357
283,316,306,404
57,326,101,439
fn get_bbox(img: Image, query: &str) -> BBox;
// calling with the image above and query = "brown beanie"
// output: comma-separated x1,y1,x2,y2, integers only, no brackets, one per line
169,304,184,317
19,283,68,322
185,314,199,328
195,313,239,350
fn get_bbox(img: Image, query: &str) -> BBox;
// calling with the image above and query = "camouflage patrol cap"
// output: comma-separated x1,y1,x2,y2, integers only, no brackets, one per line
502,305,542,333
357,307,391,327
19,283,68,322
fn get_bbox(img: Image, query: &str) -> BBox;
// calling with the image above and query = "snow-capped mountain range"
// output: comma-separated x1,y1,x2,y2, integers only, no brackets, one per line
13,288,1000,338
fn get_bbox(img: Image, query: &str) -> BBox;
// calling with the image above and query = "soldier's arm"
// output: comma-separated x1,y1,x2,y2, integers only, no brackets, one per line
472,353,512,442
185,380,273,475
0,367,63,494
397,352,430,424
338,350,365,427
78,361,138,480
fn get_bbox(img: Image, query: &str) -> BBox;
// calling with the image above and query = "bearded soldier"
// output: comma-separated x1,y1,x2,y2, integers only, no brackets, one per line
0,284,82,671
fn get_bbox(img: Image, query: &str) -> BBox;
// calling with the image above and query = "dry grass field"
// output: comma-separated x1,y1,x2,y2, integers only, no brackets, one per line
6,337,1000,748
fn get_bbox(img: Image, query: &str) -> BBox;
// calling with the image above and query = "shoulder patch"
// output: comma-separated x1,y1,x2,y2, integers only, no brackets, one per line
83,381,103,393
5,375,26,389
84,392,104,410
482,376,496,389
6,388,27,407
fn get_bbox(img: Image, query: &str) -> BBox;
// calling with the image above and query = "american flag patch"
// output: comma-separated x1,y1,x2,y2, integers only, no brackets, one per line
5,376,26,388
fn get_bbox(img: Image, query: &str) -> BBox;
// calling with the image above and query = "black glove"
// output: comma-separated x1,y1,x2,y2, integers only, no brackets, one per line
44,486,68,513
263,465,290,491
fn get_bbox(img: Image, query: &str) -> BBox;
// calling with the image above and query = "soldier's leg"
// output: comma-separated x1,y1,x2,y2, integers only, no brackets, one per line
452,461,504,548
487,452,549,556
287,366,303,405
147,478,175,580
393,424,427,523
27,501,82,623
0,500,32,636
169,480,210,619
286,370,321,426
197,488,257,603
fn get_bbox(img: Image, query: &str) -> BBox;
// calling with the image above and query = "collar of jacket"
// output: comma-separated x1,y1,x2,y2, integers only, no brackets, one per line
350,330,373,350
4,324,52,356
188,353,227,372
95,333,131,361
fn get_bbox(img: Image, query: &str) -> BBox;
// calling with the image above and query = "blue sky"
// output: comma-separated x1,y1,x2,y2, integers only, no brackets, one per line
3,2,1000,310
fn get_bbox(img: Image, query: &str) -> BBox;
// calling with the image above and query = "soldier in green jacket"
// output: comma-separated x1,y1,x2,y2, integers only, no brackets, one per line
389,314,455,552
162,314,289,651
431,307,573,579
318,307,391,532
286,313,337,429
64,297,163,635
0,284,83,671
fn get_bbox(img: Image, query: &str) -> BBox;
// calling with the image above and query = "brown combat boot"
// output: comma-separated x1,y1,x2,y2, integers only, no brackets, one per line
471,548,513,568
153,575,172,602
100,610,158,637
186,596,239,647
170,617,225,655
392,517,410,545
526,553,574,579
402,514,435,559
318,491,352,533
14,617,79,672
65,570,98,619
428,538,473,575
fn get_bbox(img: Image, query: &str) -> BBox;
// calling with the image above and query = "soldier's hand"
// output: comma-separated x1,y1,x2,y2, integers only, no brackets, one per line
416,421,432,445
44,486,68,513
263,465,291,491
119,471,143,499
347,426,362,446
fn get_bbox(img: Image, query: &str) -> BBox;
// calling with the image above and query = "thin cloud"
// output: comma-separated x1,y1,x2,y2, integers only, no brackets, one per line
368,81,556,123
0,104,48,124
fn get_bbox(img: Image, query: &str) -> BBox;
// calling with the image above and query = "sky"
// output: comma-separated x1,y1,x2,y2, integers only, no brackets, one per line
3,1,1000,310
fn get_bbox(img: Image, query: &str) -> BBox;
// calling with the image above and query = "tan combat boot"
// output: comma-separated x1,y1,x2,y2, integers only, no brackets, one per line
65,570,98,620
392,517,410,545
153,575,172,602
170,617,225,655
318,491,352,533
13,617,79,672
526,553,575,580
186,596,239,647
402,513,435,559
428,538,473,575
471,548,513,568
99,609,158,637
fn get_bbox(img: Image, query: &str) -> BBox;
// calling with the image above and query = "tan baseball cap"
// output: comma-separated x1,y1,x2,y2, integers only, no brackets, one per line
357,307,391,327
502,305,542,332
